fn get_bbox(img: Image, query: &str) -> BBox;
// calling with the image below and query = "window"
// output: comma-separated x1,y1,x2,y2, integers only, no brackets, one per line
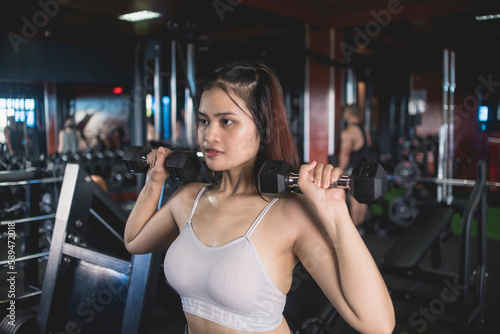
0,98,35,143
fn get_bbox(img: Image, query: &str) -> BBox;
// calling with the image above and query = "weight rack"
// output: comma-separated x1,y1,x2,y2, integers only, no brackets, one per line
1,168,62,313
36,163,161,334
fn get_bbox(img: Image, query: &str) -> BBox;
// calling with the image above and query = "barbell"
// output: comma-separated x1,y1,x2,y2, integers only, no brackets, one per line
390,160,500,188
387,174,500,188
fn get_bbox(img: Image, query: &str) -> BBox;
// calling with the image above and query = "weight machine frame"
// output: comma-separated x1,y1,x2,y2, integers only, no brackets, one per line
37,164,161,334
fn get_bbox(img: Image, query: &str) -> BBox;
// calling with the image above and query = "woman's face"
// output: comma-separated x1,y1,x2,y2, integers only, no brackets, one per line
197,88,260,172
65,118,74,128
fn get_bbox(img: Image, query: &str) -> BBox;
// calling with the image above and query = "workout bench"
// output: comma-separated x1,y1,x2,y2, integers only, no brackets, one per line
381,160,488,330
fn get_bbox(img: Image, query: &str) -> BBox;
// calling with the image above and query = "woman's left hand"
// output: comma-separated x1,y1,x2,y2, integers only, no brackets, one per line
297,161,347,205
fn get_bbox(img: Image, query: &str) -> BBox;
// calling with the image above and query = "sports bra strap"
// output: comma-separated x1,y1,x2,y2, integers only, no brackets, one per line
246,198,279,237
188,185,208,222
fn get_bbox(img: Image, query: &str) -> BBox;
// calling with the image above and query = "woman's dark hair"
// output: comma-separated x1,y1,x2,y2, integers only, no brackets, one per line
201,62,300,186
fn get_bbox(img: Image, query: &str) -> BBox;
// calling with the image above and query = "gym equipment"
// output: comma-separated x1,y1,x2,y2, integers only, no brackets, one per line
257,159,500,205
437,49,456,204
0,308,38,334
393,161,421,188
37,163,161,334
397,137,418,159
258,161,388,204
388,195,419,227
387,174,500,188
122,146,201,182
382,160,488,330
0,168,62,312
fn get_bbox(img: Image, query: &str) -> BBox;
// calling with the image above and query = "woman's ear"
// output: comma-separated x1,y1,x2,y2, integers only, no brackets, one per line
259,141,266,152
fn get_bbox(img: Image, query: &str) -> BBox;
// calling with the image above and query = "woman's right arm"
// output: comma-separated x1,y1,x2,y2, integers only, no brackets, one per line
124,147,178,254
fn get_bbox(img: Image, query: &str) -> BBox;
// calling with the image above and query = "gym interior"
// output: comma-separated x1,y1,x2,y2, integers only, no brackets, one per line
1,0,500,333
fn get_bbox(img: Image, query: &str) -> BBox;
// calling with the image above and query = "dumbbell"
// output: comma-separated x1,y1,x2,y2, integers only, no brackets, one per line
258,161,388,204
122,146,201,182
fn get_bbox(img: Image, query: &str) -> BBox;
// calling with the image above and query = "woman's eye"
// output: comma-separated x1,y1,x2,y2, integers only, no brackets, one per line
198,118,207,125
222,119,233,125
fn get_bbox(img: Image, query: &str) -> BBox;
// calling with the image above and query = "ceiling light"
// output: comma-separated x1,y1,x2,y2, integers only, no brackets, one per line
475,14,500,21
119,10,162,22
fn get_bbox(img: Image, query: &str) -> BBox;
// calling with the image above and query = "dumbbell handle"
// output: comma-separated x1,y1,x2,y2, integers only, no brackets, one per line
258,161,387,203
287,173,351,189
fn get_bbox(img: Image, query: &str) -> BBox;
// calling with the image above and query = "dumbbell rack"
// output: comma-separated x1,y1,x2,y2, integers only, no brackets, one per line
0,168,62,317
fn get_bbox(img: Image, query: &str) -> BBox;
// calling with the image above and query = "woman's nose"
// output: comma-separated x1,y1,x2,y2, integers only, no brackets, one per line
204,123,220,143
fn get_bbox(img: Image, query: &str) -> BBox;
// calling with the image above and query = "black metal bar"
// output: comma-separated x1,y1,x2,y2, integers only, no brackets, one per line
0,251,50,266
171,39,178,146
37,164,80,333
121,252,161,334
1,214,56,226
447,50,456,204
387,174,500,188
458,160,486,328
89,208,125,243
475,164,488,327
25,177,39,290
0,290,42,304
133,37,147,190
0,176,63,186
61,243,131,275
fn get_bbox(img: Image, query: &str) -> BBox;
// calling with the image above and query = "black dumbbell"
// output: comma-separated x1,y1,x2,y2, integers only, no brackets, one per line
258,161,388,204
122,146,201,182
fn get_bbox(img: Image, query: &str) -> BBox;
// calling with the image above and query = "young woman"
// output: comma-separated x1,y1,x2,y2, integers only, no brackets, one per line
124,63,395,334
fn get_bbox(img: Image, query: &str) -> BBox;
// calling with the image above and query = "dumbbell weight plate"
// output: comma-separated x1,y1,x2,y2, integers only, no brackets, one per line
397,138,412,159
166,151,201,182
0,308,37,334
351,162,388,204
258,160,294,198
389,195,419,227
122,147,201,182
394,161,421,188
122,146,152,173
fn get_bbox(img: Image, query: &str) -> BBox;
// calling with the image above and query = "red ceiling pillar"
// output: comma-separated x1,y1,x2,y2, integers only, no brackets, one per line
44,82,58,155
304,26,344,164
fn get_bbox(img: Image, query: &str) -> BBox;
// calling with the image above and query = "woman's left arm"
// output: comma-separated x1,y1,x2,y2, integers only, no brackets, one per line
293,161,395,334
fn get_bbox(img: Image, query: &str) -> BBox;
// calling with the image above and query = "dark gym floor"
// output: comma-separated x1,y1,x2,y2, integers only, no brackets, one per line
148,213,500,334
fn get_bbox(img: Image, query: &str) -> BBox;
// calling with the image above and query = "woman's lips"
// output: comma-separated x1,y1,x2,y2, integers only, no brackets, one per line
205,148,223,157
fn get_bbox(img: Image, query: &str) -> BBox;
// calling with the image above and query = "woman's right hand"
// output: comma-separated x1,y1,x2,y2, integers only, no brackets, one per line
147,147,172,183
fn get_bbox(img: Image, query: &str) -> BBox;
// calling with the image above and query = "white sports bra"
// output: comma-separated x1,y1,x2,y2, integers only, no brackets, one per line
164,186,286,332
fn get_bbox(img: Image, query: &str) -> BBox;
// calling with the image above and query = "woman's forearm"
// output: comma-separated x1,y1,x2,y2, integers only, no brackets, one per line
124,178,165,247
